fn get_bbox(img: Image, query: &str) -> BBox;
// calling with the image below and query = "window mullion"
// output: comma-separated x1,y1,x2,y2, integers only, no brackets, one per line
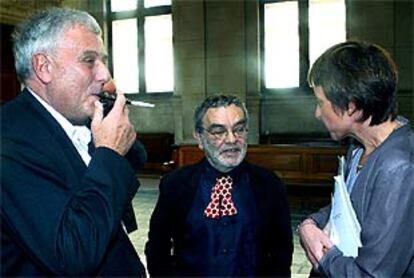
259,1,265,93
299,0,309,88
106,0,114,78
138,0,146,94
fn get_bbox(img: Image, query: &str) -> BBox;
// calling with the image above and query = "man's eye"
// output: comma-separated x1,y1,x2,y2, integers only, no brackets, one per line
233,126,246,134
209,129,226,136
83,57,96,64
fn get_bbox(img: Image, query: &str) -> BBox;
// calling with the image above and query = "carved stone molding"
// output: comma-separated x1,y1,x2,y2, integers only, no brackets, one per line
0,0,62,26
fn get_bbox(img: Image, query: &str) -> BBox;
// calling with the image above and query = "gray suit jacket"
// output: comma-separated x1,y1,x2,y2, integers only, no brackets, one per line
310,122,414,277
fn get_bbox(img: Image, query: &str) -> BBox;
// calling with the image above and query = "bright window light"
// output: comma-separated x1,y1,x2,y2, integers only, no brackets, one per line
112,19,139,93
144,0,171,8
145,14,174,93
265,2,299,89
309,0,346,67
111,0,137,12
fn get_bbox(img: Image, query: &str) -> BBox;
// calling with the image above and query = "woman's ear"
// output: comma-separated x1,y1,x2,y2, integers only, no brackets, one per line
32,53,53,84
347,101,363,120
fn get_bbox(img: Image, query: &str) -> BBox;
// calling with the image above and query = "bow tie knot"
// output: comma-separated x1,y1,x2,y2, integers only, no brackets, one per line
204,176,238,219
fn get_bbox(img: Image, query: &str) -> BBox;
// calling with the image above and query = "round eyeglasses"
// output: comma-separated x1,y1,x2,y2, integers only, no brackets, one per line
202,124,248,141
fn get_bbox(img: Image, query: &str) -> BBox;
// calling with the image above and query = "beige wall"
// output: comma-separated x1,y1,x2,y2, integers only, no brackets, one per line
170,0,413,143
1,0,413,144
262,0,414,138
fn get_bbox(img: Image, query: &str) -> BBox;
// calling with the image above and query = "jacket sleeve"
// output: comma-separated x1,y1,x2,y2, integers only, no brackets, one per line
1,137,139,276
308,205,331,228
145,175,175,277
319,164,414,277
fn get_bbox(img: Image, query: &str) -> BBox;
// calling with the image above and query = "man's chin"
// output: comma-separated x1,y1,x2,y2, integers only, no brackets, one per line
71,117,91,126
219,156,242,167
70,110,93,126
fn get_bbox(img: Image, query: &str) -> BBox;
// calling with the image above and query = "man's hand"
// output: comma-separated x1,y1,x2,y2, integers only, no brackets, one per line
299,220,334,269
91,92,136,156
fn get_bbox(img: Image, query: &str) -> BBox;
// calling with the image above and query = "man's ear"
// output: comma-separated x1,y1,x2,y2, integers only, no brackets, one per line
32,53,53,84
193,130,204,150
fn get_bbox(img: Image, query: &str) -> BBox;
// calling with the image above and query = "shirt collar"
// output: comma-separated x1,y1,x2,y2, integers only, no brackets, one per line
27,87,91,146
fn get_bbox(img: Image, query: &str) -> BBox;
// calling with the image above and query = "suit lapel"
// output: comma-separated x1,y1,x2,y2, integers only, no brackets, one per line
244,162,268,234
174,160,205,220
19,89,88,174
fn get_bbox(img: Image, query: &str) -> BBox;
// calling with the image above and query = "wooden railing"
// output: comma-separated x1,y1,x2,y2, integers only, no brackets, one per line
170,144,347,186
135,132,347,186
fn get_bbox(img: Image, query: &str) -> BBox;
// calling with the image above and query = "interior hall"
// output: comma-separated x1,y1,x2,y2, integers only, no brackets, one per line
1,0,413,276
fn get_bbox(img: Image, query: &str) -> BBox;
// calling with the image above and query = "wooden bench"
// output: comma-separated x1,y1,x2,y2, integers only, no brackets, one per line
170,144,347,186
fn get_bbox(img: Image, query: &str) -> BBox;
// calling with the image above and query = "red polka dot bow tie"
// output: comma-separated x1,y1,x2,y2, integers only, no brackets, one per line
204,176,238,219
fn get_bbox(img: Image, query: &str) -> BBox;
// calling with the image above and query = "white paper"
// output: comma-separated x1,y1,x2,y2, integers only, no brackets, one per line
326,156,362,257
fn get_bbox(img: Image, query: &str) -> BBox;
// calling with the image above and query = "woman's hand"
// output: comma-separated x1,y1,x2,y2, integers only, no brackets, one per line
298,219,334,269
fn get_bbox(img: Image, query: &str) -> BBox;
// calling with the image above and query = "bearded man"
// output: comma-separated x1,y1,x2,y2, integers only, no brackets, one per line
145,95,293,277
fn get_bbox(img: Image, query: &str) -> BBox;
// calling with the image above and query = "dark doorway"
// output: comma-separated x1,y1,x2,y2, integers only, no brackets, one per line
1,23,20,104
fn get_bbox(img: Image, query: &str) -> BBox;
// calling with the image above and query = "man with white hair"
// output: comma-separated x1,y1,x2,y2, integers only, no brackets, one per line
1,8,147,276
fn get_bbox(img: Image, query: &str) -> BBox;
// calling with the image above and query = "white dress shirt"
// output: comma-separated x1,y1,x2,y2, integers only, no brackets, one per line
28,88,92,165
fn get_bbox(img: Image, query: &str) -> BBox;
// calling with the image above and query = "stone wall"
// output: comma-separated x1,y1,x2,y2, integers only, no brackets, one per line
1,0,412,142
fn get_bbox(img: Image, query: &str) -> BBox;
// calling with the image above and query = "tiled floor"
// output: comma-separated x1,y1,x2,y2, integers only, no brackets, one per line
129,177,316,277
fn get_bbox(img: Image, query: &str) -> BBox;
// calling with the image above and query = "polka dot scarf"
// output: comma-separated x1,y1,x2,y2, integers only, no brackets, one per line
204,176,238,219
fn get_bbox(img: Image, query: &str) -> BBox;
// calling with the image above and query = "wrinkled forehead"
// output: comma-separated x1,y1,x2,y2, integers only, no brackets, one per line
57,25,106,54
203,104,246,127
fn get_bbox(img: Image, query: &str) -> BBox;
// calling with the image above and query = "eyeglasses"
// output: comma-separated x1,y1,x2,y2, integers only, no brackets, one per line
202,124,248,141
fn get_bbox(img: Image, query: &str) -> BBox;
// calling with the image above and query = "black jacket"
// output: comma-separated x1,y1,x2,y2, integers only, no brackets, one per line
1,89,147,276
145,159,293,277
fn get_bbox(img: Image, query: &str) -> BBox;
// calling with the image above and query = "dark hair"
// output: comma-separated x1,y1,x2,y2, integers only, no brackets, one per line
193,95,249,133
308,41,398,126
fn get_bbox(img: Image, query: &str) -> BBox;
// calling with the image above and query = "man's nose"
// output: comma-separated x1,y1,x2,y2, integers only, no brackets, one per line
224,130,237,143
96,60,111,84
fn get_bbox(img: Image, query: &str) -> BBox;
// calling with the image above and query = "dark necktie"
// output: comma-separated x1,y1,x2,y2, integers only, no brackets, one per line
204,176,238,219
87,139,95,156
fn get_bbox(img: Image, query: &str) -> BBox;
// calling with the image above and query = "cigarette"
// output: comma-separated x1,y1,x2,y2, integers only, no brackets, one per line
128,100,155,108
99,92,155,108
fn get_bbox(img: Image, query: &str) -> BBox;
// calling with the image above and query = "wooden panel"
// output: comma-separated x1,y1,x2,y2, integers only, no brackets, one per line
138,133,174,163
171,144,347,186
177,145,204,166
310,154,340,174
246,148,303,171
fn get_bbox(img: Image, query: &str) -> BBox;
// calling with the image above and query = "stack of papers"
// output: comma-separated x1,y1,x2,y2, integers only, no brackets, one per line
326,156,362,257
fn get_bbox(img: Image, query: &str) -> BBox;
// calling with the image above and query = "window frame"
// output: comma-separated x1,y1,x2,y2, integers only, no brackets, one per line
259,0,347,94
106,0,173,96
